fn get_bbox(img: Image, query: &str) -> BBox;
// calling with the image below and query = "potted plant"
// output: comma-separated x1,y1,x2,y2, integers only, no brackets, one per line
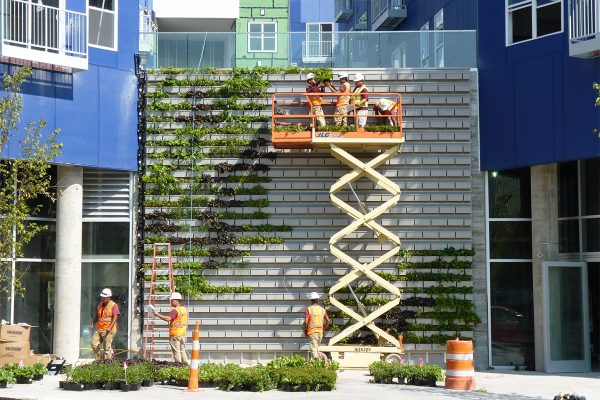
14,366,35,384
32,363,47,381
101,363,124,390
0,368,15,388
120,365,143,392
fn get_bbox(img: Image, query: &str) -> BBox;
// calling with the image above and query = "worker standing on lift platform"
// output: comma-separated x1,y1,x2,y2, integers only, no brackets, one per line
325,71,351,127
305,73,326,128
352,73,369,128
373,98,399,126
304,292,330,359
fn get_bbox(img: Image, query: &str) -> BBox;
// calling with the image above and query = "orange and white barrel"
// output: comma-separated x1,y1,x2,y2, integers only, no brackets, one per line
445,338,476,390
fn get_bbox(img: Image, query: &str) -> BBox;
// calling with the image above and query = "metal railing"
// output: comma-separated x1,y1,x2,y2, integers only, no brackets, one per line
335,0,353,22
139,31,476,70
371,0,406,23
1,0,87,58
569,0,599,42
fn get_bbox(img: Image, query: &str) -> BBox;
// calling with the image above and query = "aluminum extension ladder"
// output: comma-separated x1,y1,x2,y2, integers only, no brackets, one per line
143,242,174,359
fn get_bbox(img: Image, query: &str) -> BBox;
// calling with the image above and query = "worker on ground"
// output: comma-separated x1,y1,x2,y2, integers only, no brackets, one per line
90,288,119,361
304,292,330,359
352,73,369,128
325,71,351,127
305,73,326,128
373,98,399,126
151,292,189,363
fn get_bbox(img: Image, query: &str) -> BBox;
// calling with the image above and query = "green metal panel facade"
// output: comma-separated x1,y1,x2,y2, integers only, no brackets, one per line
236,0,289,67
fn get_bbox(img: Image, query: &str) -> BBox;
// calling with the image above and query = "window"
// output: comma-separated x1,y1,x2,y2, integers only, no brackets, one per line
248,22,277,52
506,0,562,45
89,0,118,50
392,42,406,68
420,22,429,67
434,9,444,68
305,23,334,58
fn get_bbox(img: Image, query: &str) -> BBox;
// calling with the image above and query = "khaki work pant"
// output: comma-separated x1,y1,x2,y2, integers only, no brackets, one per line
91,330,115,361
312,105,326,127
169,335,188,363
334,105,348,126
308,332,323,359
357,109,368,128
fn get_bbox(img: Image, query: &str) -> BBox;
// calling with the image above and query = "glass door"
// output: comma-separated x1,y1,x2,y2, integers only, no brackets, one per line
543,261,590,372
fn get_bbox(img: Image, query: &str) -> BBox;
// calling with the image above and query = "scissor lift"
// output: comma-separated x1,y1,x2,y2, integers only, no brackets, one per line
272,92,405,368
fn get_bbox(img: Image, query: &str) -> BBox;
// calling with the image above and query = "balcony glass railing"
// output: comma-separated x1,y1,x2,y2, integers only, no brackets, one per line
139,31,476,70
335,0,353,22
1,0,87,65
371,0,406,23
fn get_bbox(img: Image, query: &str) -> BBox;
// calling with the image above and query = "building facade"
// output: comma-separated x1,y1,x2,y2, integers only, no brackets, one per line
0,0,140,363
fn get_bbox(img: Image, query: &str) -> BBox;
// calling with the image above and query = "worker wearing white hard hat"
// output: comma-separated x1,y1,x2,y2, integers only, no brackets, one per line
304,292,330,359
152,291,189,362
351,73,369,128
325,71,351,127
90,288,120,361
305,72,326,127
373,98,399,126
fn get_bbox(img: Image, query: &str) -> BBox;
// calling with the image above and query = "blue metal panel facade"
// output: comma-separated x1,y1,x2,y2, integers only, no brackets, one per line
478,0,600,170
1,1,139,172
290,0,336,31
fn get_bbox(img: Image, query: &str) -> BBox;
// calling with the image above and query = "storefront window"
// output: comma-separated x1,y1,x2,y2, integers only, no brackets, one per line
83,222,129,259
80,262,129,359
21,222,56,259
490,221,532,259
559,219,579,253
488,169,531,218
583,218,600,253
558,161,578,218
13,262,55,354
490,262,535,368
581,158,600,217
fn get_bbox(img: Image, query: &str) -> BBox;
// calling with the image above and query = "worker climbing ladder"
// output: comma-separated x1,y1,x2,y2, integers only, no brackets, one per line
271,91,405,368
143,242,174,359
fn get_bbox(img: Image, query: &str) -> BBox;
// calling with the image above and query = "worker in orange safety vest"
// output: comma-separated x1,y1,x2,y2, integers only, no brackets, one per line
152,292,189,362
304,292,330,359
325,71,351,127
90,288,120,361
305,73,327,127
373,98,399,126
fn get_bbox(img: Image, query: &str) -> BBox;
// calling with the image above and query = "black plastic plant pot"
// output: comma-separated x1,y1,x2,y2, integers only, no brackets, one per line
65,382,85,391
142,379,154,387
177,379,189,387
83,383,98,390
58,381,65,389
15,377,32,384
120,383,141,392
0,381,8,389
33,375,43,381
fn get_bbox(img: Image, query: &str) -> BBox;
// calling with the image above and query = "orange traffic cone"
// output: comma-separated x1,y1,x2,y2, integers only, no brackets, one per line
187,321,200,392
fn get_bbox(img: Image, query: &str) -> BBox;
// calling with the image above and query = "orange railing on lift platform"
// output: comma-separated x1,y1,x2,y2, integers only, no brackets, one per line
271,92,403,149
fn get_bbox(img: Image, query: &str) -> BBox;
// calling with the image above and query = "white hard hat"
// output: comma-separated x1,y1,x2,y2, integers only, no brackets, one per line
306,73,315,80
309,292,320,300
170,292,183,301
378,99,390,111
352,73,365,81
338,71,348,79
100,288,112,298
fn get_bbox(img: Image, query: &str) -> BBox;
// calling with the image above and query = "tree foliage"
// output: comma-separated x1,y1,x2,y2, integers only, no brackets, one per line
0,66,62,296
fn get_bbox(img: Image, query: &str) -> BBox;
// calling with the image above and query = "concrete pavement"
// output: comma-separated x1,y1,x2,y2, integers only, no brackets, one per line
0,370,598,400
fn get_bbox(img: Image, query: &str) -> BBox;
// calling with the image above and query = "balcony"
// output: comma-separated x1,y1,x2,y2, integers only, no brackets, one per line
139,8,155,53
371,0,407,31
569,0,600,57
302,40,334,63
0,0,87,70
335,0,353,23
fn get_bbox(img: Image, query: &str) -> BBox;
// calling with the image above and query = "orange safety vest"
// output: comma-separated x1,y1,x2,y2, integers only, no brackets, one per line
306,305,325,336
336,82,351,107
378,98,398,112
169,306,188,337
353,86,369,108
310,94,323,107
96,300,117,332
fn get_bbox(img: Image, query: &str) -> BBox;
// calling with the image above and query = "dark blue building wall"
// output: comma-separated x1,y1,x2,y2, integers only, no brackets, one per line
478,0,600,170
290,0,336,31
1,1,139,172
399,0,476,30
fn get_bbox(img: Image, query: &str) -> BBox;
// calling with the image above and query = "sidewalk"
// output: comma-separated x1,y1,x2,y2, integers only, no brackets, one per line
0,370,598,400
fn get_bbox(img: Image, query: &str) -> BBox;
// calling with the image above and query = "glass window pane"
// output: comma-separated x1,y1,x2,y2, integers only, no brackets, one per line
89,0,114,10
490,262,535,369
307,24,318,33
21,222,56,259
490,221,532,259
537,2,561,36
14,262,55,354
263,23,276,33
26,165,56,218
249,23,261,33
249,37,262,51
83,222,129,258
264,37,276,51
558,161,579,218
89,8,115,48
559,219,580,253
511,6,533,43
583,218,600,252
80,262,129,359
488,168,532,218
581,158,600,216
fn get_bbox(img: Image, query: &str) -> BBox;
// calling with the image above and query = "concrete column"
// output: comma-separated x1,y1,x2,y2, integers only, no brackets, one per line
53,166,83,363
530,164,559,372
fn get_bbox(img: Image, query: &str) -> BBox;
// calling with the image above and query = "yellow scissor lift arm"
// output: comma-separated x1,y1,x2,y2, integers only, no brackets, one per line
271,92,405,369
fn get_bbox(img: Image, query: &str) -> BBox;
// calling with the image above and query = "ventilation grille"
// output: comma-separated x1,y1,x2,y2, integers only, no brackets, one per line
83,171,131,218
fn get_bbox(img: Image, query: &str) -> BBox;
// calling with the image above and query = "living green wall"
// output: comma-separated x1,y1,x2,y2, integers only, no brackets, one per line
236,0,289,67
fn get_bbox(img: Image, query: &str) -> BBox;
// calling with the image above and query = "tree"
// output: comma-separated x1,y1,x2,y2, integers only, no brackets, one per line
0,66,62,297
